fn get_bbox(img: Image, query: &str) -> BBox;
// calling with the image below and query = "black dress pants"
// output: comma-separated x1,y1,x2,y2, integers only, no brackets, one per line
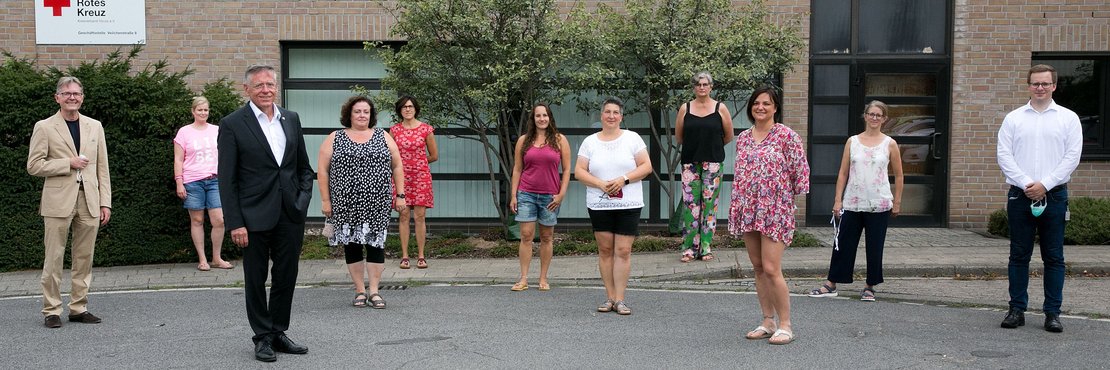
242,211,304,343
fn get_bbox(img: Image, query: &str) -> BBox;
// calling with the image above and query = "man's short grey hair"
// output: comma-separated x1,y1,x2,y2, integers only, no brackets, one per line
56,76,83,94
244,65,276,84
691,72,713,86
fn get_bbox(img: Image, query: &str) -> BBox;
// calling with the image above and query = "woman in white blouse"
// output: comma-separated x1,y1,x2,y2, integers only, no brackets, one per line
809,100,903,302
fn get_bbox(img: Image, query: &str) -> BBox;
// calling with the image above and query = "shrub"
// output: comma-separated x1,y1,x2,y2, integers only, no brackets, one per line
988,209,1009,238
1064,197,1110,245
987,198,1110,245
0,46,243,272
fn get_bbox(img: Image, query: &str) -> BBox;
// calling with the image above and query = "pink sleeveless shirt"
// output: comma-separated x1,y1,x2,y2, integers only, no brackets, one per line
519,145,561,195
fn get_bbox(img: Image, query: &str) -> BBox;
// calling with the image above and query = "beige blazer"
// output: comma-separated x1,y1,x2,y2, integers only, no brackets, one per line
26,111,112,218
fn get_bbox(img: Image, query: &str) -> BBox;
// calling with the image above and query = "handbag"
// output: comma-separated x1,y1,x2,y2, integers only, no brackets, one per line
322,219,335,239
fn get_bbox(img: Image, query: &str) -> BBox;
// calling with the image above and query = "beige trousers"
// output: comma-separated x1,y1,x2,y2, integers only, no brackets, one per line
41,190,99,316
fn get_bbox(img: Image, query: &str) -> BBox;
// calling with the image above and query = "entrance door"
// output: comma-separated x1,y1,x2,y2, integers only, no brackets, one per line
806,62,949,226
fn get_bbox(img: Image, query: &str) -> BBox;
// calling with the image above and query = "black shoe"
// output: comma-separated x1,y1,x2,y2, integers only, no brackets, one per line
254,338,276,362
44,315,62,328
1045,314,1064,333
68,311,102,324
1001,308,1024,328
273,334,308,355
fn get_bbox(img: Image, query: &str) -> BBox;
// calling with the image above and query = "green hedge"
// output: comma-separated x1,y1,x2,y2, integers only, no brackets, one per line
0,46,243,272
988,197,1110,245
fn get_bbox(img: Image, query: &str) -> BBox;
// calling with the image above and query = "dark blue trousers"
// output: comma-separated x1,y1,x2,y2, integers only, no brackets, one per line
1006,185,1067,315
827,210,890,286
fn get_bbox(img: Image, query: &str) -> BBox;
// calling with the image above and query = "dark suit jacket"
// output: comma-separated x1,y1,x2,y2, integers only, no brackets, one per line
217,103,314,232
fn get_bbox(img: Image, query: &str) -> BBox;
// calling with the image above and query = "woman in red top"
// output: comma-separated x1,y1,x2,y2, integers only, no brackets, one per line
508,103,571,292
390,96,438,269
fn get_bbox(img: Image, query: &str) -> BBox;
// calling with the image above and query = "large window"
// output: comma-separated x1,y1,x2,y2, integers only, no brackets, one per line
1032,54,1110,160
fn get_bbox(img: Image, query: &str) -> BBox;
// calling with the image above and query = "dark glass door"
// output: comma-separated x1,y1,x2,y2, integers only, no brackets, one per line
806,62,949,226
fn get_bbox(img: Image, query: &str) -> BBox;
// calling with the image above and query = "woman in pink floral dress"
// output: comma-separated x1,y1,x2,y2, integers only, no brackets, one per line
729,86,810,345
390,96,438,269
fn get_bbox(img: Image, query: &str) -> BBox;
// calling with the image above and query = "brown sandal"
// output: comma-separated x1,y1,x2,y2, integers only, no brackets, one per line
416,257,428,269
399,258,410,269
352,293,367,307
367,293,386,309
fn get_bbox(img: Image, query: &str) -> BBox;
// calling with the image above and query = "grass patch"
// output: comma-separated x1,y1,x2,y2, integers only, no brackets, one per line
790,231,823,248
488,242,517,258
306,228,822,260
553,239,594,256
565,229,595,242
301,235,332,260
632,236,675,252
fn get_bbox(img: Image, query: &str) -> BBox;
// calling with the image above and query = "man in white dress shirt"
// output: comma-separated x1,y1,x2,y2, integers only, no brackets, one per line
996,64,1083,333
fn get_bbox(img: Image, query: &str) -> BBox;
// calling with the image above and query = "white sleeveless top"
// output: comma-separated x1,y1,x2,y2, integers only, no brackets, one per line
842,135,894,213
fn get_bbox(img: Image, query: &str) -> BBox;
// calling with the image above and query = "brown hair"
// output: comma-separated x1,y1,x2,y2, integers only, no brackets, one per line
520,103,561,158
1028,64,1057,84
746,85,782,123
339,95,377,128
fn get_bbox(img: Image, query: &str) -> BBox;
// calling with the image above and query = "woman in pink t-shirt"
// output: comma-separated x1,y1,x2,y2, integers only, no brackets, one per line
173,97,231,271
508,103,571,292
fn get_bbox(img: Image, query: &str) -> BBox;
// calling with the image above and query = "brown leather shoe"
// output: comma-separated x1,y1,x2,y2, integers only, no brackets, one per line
68,311,102,324
44,315,62,328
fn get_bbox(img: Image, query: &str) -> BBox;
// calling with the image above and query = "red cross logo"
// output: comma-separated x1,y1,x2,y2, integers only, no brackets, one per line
44,0,71,17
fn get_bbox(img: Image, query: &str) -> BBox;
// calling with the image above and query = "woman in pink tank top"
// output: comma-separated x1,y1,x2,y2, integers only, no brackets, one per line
508,103,571,292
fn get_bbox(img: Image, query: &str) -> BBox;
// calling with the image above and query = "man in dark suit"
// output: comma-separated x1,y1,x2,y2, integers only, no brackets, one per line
218,65,314,362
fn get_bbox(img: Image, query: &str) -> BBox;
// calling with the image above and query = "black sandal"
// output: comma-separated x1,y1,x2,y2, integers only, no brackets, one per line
368,293,386,309
352,293,367,307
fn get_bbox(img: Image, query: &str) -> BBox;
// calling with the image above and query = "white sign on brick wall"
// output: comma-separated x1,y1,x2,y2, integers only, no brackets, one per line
35,0,146,45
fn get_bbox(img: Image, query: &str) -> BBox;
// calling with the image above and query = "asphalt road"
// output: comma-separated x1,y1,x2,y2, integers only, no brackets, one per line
2,285,1107,369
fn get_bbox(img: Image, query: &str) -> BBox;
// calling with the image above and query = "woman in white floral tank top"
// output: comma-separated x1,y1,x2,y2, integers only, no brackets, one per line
809,100,904,302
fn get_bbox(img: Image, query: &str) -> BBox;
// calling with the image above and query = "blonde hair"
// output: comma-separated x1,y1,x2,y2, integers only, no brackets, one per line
191,96,210,110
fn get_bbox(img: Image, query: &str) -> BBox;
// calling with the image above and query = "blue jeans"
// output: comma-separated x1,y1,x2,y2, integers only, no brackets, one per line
1006,185,1067,314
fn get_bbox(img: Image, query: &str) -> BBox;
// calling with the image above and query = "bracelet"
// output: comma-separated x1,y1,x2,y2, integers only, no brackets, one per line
174,175,184,180
396,193,406,199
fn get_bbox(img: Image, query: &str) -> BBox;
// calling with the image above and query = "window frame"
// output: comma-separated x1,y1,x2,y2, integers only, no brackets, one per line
1032,52,1110,161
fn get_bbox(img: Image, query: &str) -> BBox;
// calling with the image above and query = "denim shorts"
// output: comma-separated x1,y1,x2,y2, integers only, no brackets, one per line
183,177,221,210
515,191,559,226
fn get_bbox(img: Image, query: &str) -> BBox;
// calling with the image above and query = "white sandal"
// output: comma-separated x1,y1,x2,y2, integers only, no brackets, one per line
769,329,794,345
745,325,775,340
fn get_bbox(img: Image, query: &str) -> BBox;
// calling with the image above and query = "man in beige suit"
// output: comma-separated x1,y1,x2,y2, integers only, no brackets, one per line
26,76,112,329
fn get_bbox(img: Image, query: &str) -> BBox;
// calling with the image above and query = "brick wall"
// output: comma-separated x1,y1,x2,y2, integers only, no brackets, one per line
950,0,1110,229
4,0,1106,229
0,1,398,88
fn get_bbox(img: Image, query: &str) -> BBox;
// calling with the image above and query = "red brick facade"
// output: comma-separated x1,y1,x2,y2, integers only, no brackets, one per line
3,0,1106,229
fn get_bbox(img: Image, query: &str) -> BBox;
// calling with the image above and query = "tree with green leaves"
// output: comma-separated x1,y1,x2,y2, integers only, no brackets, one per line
564,0,804,229
370,0,587,230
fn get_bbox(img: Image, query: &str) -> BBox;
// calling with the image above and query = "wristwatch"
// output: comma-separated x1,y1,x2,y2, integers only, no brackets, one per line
622,175,630,185
396,193,406,199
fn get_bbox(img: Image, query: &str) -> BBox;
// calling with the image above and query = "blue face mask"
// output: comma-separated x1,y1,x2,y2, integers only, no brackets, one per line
1030,198,1047,217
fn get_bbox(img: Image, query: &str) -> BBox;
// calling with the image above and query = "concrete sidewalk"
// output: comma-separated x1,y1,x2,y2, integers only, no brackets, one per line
2,228,1107,299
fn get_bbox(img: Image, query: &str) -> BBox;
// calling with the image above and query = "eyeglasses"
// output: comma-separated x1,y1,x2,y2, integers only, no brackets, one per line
865,113,885,119
1029,82,1055,88
401,104,415,109
694,83,712,88
57,92,84,98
